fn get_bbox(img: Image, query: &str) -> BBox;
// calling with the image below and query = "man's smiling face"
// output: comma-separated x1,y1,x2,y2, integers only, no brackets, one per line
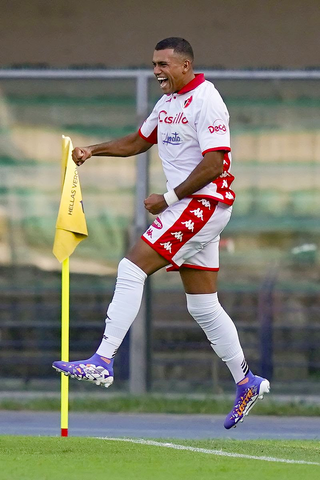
152,48,193,95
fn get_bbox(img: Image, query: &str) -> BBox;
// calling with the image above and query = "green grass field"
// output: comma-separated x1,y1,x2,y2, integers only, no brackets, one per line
0,436,319,480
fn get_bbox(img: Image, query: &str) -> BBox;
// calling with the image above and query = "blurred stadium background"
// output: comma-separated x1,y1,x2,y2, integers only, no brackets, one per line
0,0,319,396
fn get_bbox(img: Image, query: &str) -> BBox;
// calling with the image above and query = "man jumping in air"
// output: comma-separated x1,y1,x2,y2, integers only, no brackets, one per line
53,37,270,429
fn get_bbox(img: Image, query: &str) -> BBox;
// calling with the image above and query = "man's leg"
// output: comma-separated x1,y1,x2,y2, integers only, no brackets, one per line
180,267,249,383
52,239,168,386
96,239,168,358
180,267,270,428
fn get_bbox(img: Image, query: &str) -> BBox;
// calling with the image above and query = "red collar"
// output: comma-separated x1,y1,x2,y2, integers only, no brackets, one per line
177,73,205,94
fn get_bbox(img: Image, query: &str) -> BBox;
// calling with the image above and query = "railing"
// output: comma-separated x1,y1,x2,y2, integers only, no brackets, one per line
0,69,319,393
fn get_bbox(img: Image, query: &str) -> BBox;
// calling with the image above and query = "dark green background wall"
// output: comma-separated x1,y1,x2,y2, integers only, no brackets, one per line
1,0,319,69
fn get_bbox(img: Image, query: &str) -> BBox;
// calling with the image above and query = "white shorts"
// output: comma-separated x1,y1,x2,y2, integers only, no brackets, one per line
142,197,232,271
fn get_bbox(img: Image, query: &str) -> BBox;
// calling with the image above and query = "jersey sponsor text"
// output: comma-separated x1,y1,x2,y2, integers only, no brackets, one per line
159,110,188,124
208,119,227,134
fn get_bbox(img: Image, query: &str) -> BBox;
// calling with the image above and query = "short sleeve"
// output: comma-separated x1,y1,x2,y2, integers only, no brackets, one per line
196,87,231,155
139,104,159,144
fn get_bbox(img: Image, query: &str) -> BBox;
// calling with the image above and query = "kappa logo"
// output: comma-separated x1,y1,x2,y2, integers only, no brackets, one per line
225,192,234,200
184,95,193,108
160,241,172,253
208,119,227,135
197,199,211,209
181,220,194,231
190,208,204,220
171,231,184,242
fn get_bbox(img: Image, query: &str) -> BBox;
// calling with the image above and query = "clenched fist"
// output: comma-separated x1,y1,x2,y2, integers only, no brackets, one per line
72,147,93,166
144,193,167,215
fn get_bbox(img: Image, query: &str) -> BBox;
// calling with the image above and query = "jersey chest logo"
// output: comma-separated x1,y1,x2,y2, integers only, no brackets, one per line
158,110,188,125
162,131,182,145
184,95,193,108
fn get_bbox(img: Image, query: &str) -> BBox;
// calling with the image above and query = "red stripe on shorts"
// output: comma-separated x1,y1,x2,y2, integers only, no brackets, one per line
152,198,218,263
166,264,220,272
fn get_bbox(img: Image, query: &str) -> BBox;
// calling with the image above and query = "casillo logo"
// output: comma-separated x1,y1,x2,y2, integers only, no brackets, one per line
208,119,227,134
159,110,188,124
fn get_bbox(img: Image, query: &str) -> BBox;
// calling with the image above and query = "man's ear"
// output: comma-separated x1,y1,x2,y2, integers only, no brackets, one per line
183,59,192,72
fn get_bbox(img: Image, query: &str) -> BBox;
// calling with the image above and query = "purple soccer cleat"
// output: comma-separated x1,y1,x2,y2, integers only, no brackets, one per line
52,353,114,388
224,371,270,429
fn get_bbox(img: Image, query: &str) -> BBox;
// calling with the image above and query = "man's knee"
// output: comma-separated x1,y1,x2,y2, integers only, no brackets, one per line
126,238,168,275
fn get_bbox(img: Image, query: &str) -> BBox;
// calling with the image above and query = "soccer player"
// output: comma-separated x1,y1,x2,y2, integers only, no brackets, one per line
53,37,270,429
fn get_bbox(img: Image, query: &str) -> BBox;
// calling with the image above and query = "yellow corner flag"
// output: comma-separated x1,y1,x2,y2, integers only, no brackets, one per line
53,136,88,437
53,135,88,263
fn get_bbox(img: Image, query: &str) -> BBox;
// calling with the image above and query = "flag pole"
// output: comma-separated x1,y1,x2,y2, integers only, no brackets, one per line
61,256,70,437
53,135,88,437
60,136,70,437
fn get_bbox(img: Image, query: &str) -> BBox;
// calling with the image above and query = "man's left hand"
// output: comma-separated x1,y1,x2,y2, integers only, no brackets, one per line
144,194,167,215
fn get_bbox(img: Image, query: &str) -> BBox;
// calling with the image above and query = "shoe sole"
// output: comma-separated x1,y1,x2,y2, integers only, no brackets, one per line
233,379,270,427
52,365,114,388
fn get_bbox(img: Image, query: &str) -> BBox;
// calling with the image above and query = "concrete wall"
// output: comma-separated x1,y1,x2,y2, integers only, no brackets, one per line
1,0,319,69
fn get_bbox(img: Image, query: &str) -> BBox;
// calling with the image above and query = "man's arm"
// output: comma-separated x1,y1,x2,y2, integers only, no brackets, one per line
72,131,153,166
174,150,224,199
144,150,224,215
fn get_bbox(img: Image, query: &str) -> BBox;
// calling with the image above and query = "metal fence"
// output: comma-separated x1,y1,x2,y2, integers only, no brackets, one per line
0,69,319,394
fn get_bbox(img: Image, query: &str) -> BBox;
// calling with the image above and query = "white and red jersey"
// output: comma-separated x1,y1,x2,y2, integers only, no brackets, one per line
139,74,235,206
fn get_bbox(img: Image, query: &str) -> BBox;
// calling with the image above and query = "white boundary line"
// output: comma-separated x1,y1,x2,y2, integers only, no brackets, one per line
97,437,320,466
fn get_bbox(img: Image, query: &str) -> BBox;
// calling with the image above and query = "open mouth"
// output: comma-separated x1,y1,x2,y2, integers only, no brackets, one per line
157,77,169,89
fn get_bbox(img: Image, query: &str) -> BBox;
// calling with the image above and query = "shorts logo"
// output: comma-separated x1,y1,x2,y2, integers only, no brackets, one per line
181,219,194,231
160,241,172,253
190,208,204,220
152,198,217,262
197,199,211,209
208,119,227,135
171,231,184,242
163,132,181,145
225,191,234,200
152,217,163,229
184,95,193,108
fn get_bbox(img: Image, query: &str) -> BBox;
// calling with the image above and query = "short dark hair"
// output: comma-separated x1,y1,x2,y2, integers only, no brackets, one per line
155,37,194,62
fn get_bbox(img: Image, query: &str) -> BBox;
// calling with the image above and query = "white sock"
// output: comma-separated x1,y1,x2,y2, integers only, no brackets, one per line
96,258,147,358
186,293,249,383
